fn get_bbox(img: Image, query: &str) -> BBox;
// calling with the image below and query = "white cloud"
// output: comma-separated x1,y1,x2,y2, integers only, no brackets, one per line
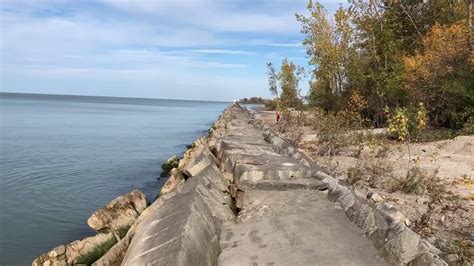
190,49,255,55
0,0,315,100
100,0,304,34
255,42,302,47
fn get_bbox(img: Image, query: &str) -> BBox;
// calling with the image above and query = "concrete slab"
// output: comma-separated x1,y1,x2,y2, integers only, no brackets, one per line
237,178,328,191
218,190,388,266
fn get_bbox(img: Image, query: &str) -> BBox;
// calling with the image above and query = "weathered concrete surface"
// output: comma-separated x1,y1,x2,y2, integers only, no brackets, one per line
212,105,387,265
218,189,387,266
122,147,235,266
159,167,185,196
219,104,446,266
237,178,328,191
215,111,320,183
94,186,186,266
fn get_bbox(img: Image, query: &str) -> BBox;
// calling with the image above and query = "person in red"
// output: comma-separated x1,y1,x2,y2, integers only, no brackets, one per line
276,111,281,123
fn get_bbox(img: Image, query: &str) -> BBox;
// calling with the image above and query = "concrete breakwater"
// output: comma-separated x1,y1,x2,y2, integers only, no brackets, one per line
34,104,447,265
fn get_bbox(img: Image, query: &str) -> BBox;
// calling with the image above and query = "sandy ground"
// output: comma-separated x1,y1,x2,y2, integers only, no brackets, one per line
256,110,473,259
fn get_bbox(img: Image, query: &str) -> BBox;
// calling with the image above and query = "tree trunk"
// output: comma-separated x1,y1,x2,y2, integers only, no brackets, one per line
469,0,473,71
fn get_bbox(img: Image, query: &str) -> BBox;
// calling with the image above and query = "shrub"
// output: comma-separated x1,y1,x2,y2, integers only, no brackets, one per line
460,115,474,135
347,165,364,185
264,99,279,111
276,108,306,146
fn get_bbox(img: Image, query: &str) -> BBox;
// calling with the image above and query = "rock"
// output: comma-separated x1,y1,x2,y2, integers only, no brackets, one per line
381,229,427,265
87,190,147,237
440,253,458,265
66,233,117,265
122,164,234,266
371,192,384,203
160,155,180,177
182,145,217,177
159,168,184,196
376,202,410,226
408,253,447,266
235,190,244,209
92,229,136,266
48,245,66,258
33,233,117,266
183,156,213,177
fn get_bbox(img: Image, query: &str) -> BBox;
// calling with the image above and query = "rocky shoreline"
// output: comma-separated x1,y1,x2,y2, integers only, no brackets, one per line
32,105,236,266
33,103,449,265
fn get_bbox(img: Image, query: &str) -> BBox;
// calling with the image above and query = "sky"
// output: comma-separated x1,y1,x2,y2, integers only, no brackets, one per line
0,0,345,101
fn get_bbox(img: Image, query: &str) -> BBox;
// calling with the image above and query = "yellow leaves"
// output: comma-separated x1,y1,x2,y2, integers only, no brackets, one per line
402,22,469,98
386,102,427,142
451,175,474,200
423,23,468,58
416,102,427,131
386,106,409,142
347,90,368,112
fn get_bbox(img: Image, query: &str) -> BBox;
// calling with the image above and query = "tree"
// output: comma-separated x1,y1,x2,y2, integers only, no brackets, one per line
279,58,301,108
266,62,278,98
296,2,352,111
266,58,303,109
290,0,472,129
468,0,474,71
403,22,473,128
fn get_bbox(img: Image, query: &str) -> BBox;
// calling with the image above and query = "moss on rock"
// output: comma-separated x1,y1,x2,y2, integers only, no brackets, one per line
75,235,117,265
160,155,180,177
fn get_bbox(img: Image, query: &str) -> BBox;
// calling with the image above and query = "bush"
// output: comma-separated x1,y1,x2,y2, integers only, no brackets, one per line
460,115,474,135
311,105,366,156
264,99,278,110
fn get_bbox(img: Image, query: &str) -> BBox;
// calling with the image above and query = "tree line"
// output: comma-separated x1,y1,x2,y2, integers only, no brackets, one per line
268,0,473,130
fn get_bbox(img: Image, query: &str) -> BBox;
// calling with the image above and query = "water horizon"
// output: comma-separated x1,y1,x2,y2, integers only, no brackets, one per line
0,93,229,265
0,91,230,104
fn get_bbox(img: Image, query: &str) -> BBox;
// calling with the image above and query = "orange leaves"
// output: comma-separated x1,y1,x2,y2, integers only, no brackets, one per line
403,22,469,99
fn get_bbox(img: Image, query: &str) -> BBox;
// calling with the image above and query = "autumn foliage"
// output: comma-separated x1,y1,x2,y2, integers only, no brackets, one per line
403,22,472,128
287,0,473,131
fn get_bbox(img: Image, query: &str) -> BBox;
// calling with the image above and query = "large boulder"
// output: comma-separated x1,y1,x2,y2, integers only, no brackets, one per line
182,145,219,177
87,190,147,237
33,233,117,266
159,168,185,196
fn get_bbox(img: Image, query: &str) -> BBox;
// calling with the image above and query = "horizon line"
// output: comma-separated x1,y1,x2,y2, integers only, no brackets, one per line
0,91,233,104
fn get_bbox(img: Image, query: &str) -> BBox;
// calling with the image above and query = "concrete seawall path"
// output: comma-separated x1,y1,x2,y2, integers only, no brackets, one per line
119,104,445,266
215,107,387,266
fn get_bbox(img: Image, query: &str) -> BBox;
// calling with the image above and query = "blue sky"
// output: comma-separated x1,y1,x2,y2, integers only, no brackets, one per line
1,0,344,101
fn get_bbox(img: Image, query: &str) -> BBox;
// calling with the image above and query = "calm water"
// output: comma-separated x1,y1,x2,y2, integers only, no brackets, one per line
0,93,228,265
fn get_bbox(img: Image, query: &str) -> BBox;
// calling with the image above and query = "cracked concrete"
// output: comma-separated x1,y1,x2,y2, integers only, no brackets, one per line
215,105,388,266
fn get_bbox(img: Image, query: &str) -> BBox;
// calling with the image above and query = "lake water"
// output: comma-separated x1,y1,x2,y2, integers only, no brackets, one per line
0,93,228,265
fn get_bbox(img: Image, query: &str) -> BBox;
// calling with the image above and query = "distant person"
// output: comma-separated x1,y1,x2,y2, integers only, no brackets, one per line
276,111,281,123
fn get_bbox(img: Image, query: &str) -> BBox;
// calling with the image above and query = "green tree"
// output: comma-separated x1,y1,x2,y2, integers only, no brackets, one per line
266,58,303,109
296,2,352,111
